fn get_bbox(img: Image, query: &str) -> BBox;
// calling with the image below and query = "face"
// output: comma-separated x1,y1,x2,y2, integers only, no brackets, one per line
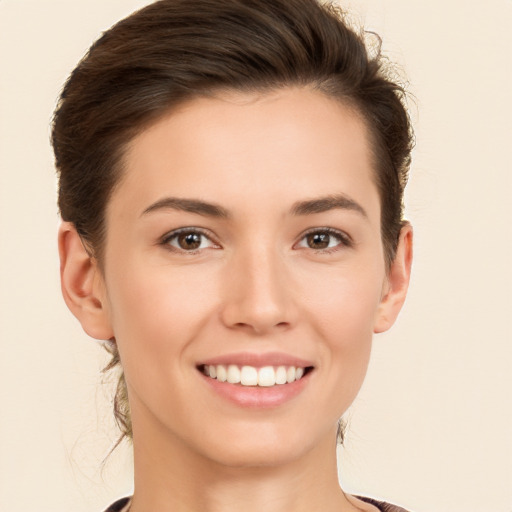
88,88,408,468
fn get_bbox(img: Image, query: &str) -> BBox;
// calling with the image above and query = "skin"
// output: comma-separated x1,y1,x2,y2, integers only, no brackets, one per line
59,87,412,512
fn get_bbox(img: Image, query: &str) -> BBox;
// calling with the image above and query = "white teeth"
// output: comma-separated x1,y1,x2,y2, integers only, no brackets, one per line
275,366,287,385
258,366,276,387
227,364,241,384
216,365,227,382
203,364,309,387
240,366,258,386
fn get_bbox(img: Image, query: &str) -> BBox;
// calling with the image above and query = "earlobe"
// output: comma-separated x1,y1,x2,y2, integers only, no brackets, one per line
58,222,114,340
373,223,413,334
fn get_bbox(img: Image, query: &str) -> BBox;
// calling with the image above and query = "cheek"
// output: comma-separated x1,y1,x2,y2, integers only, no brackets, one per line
103,260,218,378
301,263,384,405
101,263,224,439
303,259,384,340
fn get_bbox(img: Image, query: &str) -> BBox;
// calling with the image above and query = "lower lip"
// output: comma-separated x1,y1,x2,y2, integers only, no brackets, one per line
200,370,312,408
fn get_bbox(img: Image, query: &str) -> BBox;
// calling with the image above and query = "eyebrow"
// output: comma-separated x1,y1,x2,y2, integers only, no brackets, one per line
291,194,368,218
141,193,367,220
141,197,230,218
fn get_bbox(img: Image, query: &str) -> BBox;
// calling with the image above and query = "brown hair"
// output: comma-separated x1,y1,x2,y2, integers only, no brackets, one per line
52,0,413,444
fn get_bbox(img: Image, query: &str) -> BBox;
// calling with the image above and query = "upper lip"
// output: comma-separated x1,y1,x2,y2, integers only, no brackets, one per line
199,352,314,368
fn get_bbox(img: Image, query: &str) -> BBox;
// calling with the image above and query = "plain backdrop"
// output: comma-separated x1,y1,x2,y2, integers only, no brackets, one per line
0,1,511,511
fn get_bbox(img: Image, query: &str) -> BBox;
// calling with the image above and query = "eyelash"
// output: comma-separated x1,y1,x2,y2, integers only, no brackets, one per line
295,227,353,253
160,227,219,254
160,227,352,254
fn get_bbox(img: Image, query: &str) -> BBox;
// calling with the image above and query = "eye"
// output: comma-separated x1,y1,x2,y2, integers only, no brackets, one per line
162,228,218,252
295,228,351,251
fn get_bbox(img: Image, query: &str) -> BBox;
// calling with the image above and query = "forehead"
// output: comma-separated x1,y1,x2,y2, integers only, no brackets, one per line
114,87,380,222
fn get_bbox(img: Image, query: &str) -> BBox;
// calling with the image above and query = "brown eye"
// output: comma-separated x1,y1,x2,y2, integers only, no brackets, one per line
296,229,350,252
163,229,217,252
306,232,331,249
177,232,202,250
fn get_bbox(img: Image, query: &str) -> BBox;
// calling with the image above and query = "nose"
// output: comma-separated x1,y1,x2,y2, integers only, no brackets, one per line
220,243,297,335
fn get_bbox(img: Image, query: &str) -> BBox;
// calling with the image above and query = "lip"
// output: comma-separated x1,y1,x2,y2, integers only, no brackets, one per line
197,352,315,408
199,351,314,368
200,369,313,408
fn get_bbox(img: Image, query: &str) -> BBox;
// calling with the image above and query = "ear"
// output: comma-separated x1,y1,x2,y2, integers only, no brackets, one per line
373,222,413,334
58,222,114,340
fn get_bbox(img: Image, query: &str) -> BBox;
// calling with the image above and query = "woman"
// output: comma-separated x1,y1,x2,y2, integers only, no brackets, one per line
53,0,414,511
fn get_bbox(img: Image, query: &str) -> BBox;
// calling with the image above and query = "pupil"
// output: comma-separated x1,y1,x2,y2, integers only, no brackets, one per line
308,232,329,249
179,232,201,250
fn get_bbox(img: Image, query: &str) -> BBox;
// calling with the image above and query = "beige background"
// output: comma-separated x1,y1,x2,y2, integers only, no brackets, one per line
1,0,511,511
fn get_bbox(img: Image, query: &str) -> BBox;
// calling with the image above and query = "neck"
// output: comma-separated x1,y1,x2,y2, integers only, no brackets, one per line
128,415,363,512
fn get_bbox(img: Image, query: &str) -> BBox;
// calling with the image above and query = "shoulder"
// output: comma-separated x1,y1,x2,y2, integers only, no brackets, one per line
356,495,412,512
103,497,131,512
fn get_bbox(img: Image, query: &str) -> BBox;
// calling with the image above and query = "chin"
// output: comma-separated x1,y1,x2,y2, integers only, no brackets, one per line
206,445,303,470
192,422,327,470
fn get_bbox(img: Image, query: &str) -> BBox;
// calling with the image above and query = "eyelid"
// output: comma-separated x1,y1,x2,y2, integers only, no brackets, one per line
294,227,353,251
160,226,221,252
159,226,352,253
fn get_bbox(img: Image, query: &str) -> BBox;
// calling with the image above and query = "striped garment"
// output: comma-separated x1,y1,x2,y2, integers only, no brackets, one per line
103,495,411,511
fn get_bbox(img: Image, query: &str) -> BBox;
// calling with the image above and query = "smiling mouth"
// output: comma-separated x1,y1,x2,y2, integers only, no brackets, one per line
198,364,314,387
